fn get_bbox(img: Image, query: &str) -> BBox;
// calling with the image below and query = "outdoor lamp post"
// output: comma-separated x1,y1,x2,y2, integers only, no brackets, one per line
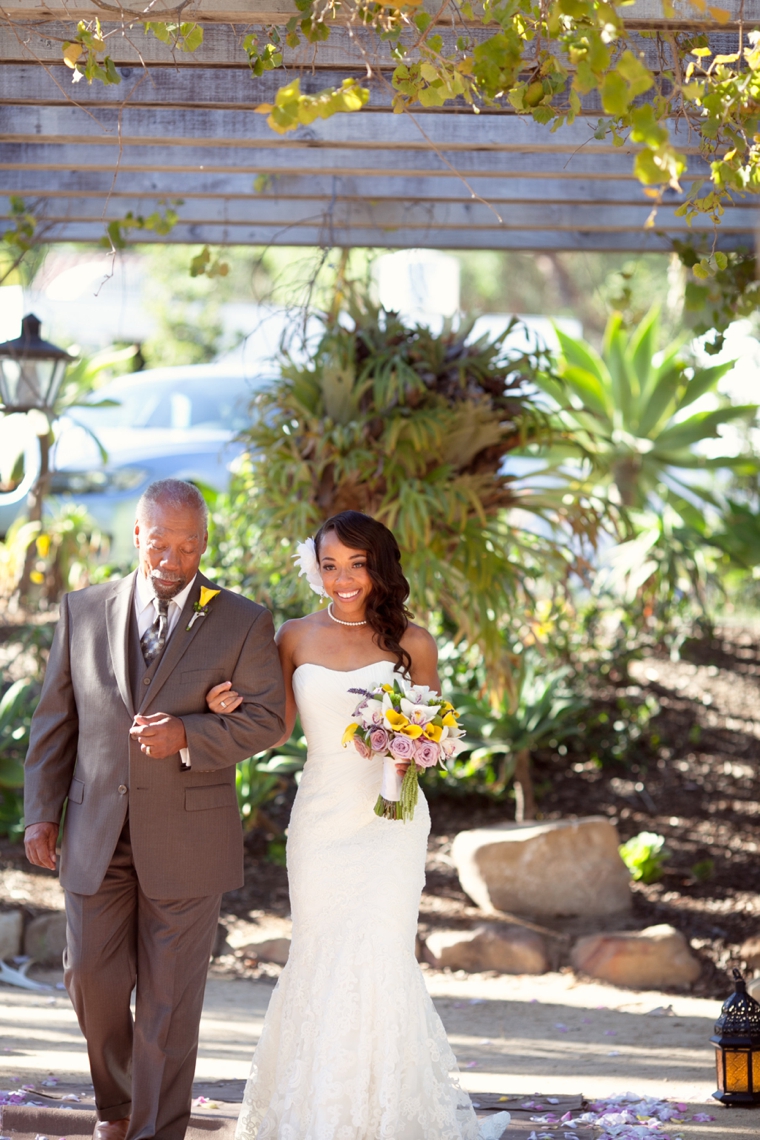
0,313,70,414
712,968,760,1105
0,314,72,599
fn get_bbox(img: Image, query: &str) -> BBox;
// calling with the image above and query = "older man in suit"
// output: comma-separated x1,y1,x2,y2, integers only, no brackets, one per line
24,479,286,1140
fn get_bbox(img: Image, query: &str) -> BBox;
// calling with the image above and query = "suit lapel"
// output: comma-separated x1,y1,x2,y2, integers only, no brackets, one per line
106,571,137,717
139,572,213,712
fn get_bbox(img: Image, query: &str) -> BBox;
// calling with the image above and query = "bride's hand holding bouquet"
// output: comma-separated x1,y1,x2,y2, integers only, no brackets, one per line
343,676,466,821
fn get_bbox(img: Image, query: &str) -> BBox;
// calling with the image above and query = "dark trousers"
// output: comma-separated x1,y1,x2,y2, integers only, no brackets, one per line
63,819,222,1140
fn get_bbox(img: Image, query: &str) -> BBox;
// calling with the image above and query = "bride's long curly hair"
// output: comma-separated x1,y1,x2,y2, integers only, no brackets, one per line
314,511,413,676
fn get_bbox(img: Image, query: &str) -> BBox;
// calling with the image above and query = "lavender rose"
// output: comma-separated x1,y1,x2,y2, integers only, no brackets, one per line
414,738,440,768
389,734,415,760
353,735,371,759
369,727,390,753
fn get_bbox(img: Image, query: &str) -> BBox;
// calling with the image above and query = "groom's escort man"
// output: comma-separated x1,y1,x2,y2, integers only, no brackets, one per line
23,479,286,1140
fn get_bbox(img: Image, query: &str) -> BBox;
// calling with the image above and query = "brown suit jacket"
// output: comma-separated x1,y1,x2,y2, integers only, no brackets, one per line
24,570,286,898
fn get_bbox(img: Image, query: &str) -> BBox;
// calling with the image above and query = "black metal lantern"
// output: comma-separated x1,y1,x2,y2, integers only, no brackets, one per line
0,313,71,413
712,968,760,1105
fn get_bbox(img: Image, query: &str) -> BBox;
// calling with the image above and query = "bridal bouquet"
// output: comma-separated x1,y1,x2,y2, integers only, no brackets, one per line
342,677,466,821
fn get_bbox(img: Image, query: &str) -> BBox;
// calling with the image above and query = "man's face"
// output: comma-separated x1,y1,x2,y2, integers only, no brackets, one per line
134,503,208,600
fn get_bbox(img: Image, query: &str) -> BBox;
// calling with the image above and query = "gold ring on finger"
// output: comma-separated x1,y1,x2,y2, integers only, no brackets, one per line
146,746,151,756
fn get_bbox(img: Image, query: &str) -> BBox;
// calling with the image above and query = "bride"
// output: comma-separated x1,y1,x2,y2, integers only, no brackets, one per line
205,510,510,1140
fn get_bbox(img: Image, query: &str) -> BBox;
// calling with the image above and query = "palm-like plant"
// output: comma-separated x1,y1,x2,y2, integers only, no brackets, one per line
535,308,756,510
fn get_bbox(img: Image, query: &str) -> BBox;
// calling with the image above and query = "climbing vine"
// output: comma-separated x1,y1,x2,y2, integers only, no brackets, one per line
40,0,760,225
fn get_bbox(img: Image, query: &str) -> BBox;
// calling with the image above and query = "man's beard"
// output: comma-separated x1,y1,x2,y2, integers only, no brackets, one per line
149,571,187,600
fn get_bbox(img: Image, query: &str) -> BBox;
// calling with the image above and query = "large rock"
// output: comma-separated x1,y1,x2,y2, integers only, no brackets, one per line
24,911,68,967
571,924,701,989
424,923,548,975
451,817,631,917
740,934,760,971
0,911,23,959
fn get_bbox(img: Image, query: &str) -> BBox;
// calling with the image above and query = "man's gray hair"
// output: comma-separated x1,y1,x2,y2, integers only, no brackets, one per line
136,479,209,527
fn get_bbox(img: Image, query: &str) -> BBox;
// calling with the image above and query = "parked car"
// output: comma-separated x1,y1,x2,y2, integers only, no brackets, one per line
0,364,269,561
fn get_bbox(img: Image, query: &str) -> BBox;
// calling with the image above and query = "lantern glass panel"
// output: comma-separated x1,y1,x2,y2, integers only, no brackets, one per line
715,1048,724,1092
725,1049,750,1093
2,358,60,410
752,1049,760,1089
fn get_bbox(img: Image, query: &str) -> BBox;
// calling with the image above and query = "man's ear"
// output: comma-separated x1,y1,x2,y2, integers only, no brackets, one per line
133,520,140,549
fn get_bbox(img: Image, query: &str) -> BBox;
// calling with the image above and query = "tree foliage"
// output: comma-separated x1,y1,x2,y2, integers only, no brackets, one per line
209,296,598,663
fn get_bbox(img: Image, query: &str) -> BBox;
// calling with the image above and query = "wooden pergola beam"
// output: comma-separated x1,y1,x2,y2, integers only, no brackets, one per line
0,0,748,27
0,168,702,203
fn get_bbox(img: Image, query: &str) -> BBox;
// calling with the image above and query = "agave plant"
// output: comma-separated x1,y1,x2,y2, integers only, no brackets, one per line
535,307,756,510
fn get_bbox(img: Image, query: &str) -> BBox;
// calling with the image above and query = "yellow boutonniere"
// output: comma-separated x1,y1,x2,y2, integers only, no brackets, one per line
187,586,221,630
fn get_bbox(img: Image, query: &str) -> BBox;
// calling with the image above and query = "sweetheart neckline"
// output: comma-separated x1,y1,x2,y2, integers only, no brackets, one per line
293,661,396,677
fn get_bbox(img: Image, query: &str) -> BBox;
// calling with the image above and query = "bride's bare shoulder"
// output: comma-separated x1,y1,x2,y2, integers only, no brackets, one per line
401,621,438,663
275,612,325,648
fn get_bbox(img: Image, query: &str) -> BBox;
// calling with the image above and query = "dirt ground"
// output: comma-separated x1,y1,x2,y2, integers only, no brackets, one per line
2,966,758,1139
4,623,760,1133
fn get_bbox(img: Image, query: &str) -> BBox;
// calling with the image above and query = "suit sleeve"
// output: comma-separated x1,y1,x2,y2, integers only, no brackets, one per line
179,607,286,772
24,593,79,827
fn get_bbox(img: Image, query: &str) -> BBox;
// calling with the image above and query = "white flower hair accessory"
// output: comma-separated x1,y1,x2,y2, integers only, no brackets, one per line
293,537,326,597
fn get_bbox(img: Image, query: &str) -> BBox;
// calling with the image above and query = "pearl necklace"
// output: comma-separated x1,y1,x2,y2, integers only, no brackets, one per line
327,602,367,627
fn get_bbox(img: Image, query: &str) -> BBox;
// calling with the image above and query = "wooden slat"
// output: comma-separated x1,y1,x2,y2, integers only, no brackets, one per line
0,218,749,250
1,105,706,152
1,194,753,230
0,141,717,178
0,27,743,70
0,167,699,203
0,23,742,70
1,0,749,26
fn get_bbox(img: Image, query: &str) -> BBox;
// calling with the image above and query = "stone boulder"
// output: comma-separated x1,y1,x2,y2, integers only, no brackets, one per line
424,923,549,975
571,924,701,990
239,937,290,966
24,911,68,967
451,817,631,917
0,911,23,959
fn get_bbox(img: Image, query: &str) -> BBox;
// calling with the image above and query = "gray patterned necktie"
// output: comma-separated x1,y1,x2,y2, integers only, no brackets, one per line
140,598,170,666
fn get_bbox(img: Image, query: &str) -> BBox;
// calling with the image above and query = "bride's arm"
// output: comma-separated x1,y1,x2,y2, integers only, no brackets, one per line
403,625,441,692
270,622,299,748
206,622,300,748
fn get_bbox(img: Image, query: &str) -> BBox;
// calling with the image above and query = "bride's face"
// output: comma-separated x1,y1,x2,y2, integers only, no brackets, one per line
318,534,373,617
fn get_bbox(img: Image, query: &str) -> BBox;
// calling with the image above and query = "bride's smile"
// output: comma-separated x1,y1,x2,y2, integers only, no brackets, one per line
318,533,373,621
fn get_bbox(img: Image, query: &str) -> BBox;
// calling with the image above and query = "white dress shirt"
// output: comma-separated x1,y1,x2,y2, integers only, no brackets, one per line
134,570,196,767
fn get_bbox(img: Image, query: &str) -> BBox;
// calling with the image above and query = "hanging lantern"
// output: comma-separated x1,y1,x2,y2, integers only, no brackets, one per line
0,313,71,413
712,968,760,1105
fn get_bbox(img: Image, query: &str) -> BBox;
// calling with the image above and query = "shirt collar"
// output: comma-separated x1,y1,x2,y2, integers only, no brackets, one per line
135,569,197,613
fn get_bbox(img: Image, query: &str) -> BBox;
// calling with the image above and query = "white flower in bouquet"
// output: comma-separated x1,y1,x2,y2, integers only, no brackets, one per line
342,677,467,821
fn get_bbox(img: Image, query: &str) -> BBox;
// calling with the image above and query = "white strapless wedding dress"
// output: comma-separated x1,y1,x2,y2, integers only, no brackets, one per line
235,660,510,1140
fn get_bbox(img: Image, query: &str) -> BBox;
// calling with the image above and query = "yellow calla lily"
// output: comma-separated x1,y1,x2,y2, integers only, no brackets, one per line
442,713,459,728
199,586,221,608
381,684,394,693
400,724,424,739
423,723,443,743
342,722,360,746
385,709,410,730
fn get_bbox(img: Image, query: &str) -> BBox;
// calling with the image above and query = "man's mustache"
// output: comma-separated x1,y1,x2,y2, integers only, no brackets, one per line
150,571,183,582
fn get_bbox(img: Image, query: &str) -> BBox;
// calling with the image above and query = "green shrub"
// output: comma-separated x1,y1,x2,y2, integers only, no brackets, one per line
619,831,670,883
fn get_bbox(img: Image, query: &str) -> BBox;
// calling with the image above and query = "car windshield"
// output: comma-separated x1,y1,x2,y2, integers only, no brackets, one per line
74,375,260,432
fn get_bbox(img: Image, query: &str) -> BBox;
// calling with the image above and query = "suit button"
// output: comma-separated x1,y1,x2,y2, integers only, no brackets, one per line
118,784,127,795
143,677,151,685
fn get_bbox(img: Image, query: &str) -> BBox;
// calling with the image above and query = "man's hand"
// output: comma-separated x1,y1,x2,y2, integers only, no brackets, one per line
25,822,59,870
130,713,188,759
